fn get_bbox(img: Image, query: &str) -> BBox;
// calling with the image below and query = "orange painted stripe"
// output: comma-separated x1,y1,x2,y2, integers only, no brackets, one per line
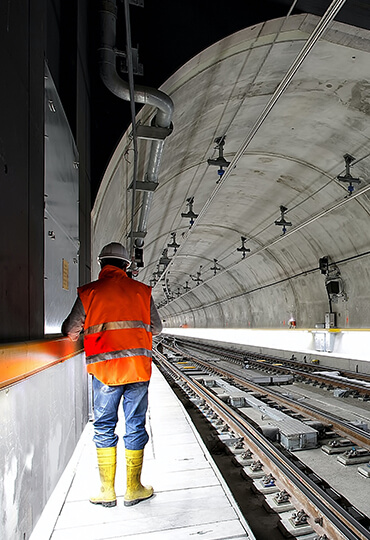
0,337,83,389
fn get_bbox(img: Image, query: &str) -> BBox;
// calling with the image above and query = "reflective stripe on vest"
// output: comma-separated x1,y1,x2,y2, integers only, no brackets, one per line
86,347,152,365
84,320,151,335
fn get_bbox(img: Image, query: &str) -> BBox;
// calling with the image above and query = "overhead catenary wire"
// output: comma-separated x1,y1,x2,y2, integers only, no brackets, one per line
157,0,301,271
287,150,370,216
170,246,370,316
161,180,370,313
154,0,347,298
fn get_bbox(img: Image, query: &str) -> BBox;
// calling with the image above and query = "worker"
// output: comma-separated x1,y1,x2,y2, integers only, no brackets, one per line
62,242,162,508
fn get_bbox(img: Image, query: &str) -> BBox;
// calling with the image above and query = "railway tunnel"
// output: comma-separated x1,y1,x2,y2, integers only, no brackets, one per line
2,1,370,538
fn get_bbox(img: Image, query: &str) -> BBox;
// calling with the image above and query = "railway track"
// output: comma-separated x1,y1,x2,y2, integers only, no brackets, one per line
173,337,370,397
154,338,370,540
186,355,370,450
170,339,370,448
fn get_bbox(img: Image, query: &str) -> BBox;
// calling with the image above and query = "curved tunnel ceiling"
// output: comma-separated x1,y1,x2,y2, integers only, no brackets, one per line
92,13,370,329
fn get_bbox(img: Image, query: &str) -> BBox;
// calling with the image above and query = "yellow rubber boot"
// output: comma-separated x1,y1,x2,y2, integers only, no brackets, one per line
90,446,117,507
124,449,153,506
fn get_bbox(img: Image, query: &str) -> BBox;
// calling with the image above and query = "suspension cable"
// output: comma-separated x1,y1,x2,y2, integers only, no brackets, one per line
155,0,347,300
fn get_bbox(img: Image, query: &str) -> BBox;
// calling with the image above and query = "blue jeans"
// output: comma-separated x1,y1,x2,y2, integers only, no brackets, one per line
92,376,150,450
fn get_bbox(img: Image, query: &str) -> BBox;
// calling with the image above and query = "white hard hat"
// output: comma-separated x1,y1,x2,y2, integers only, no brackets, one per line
98,242,131,267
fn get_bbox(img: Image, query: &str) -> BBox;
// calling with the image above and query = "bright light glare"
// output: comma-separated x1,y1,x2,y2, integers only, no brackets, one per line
162,327,370,362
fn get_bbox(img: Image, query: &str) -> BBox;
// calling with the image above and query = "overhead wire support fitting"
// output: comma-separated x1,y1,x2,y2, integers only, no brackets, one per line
210,259,221,275
274,205,292,235
190,266,203,285
167,232,180,253
152,264,161,279
181,197,199,227
237,237,251,259
153,0,346,293
207,136,230,180
161,183,370,310
159,248,171,268
337,153,361,195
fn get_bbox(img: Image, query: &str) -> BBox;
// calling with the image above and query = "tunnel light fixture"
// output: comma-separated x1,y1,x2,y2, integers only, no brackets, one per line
207,135,230,181
181,197,199,227
337,153,361,195
274,205,292,235
237,236,251,259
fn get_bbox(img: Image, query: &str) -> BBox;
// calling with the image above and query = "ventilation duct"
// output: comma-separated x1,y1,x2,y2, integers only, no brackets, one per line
98,0,174,250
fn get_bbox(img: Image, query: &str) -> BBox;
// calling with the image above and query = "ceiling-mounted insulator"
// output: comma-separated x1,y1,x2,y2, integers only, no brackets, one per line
153,265,161,279
159,248,171,267
190,266,203,286
337,153,361,195
176,287,181,297
150,278,157,287
181,197,199,227
274,205,292,235
207,135,230,181
210,259,221,275
237,236,251,259
167,232,180,253
183,281,191,292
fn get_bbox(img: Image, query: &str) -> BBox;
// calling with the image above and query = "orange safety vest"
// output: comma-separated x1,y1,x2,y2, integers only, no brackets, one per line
78,265,152,385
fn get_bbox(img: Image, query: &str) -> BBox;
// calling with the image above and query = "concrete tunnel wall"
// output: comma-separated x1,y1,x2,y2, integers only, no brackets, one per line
0,353,87,540
92,14,370,334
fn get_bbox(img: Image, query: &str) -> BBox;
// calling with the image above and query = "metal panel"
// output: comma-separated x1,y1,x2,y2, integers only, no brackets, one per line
44,64,79,333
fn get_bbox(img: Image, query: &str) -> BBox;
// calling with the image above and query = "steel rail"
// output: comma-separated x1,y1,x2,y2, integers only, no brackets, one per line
155,350,370,540
239,354,370,391
202,357,370,449
178,338,370,395
175,342,370,449
215,355,370,397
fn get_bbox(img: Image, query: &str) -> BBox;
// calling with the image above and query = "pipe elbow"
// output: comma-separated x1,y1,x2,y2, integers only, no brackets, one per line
99,48,173,127
134,86,174,127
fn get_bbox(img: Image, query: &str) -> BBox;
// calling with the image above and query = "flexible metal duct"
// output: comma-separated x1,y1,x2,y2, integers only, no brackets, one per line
98,0,174,248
